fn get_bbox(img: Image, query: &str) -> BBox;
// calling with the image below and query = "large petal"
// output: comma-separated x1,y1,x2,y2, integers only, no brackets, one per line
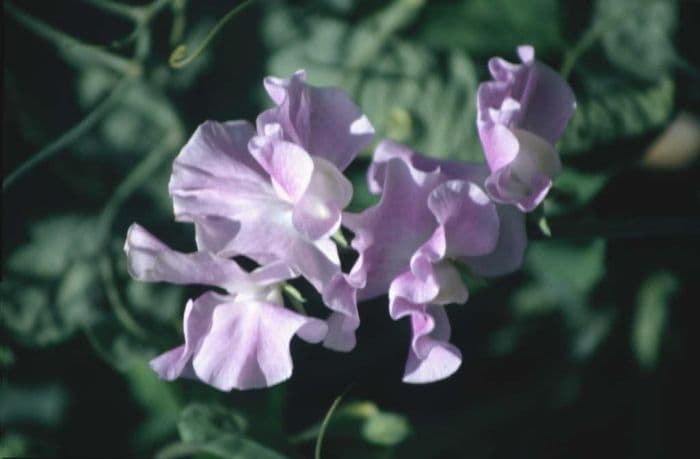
169,120,279,224
368,139,486,194
345,157,440,300
261,70,375,170
191,297,327,390
518,62,576,143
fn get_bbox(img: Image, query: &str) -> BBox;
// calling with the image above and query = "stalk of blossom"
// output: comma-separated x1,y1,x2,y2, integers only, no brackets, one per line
124,224,327,391
344,140,523,383
168,70,374,351
477,45,576,212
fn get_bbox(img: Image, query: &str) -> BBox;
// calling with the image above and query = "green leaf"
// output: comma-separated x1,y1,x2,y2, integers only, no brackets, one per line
177,403,285,459
632,272,678,371
560,76,675,155
362,411,411,447
415,0,563,55
0,383,68,427
265,7,482,163
1,216,101,346
294,400,412,449
548,167,610,215
511,240,615,360
125,358,181,448
595,0,677,82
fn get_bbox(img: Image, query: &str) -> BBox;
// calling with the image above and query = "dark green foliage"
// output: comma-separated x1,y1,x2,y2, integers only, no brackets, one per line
2,0,696,457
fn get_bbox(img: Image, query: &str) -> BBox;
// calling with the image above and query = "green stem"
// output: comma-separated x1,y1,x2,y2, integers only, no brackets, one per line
81,0,142,21
82,326,121,370
560,0,655,80
283,284,308,315
5,2,139,75
560,0,659,80
315,387,353,459
3,77,133,191
169,0,257,69
99,255,149,338
97,132,182,239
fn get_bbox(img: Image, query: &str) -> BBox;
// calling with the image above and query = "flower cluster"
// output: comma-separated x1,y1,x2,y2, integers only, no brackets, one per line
125,47,575,390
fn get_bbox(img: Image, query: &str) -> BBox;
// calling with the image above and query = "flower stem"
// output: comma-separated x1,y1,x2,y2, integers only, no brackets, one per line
3,76,133,191
5,2,140,75
169,0,257,69
99,254,149,339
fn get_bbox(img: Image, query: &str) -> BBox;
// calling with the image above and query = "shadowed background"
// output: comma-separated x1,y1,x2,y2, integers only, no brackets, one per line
2,0,699,457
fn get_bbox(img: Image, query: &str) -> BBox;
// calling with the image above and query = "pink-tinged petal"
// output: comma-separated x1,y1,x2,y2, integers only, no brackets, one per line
169,121,279,223
484,129,561,212
191,298,327,390
150,292,224,381
262,71,311,147
124,224,252,290
263,70,306,105
345,157,440,300
392,300,462,384
306,86,375,170
193,216,241,257
368,139,486,194
518,62,576,144
428,180,500,257
477,109,520,172
461,205,527,277
292,158,353,240
321,273,360,352
262,71,375,170
517,45,535,63
477,46,575,176
292,195,341,241
249,136,315,203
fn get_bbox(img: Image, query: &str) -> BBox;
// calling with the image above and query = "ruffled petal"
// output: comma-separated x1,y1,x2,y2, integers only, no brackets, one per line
261,70,374,170
461,204,527,277
248,130,314,203
150,291,225,381
391,300,462,384
124,224,251,289
321,273,360,352
476,46,574,199
427,180,500,257
191,297,327,390
345,157,440,300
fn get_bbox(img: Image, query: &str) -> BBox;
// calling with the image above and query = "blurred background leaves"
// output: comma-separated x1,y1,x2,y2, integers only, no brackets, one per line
2,0,698,457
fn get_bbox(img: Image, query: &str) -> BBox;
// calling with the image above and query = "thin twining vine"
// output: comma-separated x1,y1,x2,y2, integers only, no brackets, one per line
168,0,257,68
2,0,175,190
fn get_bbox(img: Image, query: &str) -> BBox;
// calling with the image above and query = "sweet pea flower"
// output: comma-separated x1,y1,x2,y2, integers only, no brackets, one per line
168,71,374,351
344,140,526,383
477,45,576,211
124,224,327,390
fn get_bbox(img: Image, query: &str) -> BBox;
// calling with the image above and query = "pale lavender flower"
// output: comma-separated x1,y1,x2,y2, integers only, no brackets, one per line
344,140,525,383
125,224,327,390
168,71,374,351
477,45,576,211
